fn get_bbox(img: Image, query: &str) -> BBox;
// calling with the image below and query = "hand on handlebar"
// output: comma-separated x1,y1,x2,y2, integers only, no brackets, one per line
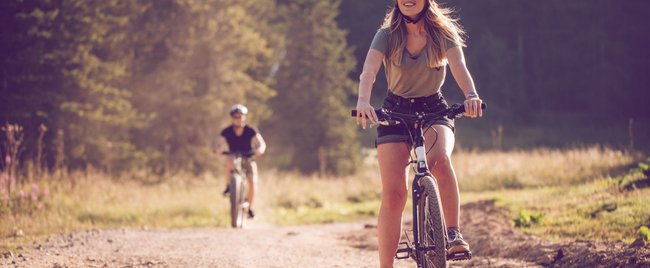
254,150,263,158
356,101,379,129
463,97,483,118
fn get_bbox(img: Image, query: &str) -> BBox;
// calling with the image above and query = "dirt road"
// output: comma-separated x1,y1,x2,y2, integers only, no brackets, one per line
2,200,649,267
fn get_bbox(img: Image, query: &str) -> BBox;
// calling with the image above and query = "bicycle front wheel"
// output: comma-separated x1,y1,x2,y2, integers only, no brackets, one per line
417,176,447,268
229,174,243,228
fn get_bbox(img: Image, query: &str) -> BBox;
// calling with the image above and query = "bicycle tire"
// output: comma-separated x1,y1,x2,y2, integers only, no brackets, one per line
417,176,447,268
238,175,247,228
229,174,243,228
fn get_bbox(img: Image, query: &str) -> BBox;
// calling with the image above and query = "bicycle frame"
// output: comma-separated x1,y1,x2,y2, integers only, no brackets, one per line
223,151,253,228
352,103,485,266
385,112,444,265
409,118,441,260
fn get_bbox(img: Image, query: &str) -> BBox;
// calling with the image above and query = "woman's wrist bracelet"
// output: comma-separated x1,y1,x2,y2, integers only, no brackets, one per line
465,91,479,99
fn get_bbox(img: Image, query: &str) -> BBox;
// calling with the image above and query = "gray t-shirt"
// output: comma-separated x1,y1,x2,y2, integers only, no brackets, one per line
370,28,458,98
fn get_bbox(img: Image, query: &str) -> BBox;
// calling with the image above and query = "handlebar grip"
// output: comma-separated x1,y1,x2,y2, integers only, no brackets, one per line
456,103,487,112
222,151,255,158
351,109,384,117
449,102,487,118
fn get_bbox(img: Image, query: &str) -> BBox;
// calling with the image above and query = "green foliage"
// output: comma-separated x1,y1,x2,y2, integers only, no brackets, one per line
613,158,650,192
125,0,279,173
1,0,364,176
639,159,649,174
1,0,276,174
263,0,360,175
638,226,650,241
8,1,647,176
514,209,544,228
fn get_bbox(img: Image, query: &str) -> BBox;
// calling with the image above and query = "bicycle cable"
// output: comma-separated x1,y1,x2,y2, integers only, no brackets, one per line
390,112,443,173
423,126,439,157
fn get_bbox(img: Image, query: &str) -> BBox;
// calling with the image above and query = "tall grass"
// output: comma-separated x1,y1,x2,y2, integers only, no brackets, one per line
257,170,381,225
457,151,650,243
453,147,640,191
1,145,643,249
1,168,383,249
1,171,230,248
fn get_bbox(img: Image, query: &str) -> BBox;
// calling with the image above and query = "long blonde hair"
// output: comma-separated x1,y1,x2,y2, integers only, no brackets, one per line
381,0,465,67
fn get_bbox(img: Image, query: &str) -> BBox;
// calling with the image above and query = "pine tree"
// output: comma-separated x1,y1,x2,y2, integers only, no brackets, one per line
265,0,360,175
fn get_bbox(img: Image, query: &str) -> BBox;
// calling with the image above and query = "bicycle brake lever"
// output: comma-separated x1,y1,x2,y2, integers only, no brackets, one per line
374,119,400,127
372,120,388,127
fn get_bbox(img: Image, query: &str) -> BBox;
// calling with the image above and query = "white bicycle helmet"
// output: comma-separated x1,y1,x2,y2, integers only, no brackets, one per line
229,104,248,116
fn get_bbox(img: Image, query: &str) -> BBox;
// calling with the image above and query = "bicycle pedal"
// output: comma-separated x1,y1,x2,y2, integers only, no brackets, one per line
446,251,472,261
395,242,412,260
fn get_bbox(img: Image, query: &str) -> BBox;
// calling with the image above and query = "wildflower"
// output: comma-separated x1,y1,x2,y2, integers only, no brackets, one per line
30,184,38,201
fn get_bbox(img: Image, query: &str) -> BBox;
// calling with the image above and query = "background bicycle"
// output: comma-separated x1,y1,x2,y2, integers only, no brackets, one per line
222,151,255,228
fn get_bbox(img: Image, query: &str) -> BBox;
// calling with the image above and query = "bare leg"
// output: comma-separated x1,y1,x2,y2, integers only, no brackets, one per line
423,125,459,229
377,142,411,268
224,160,234,190
246,161,258,209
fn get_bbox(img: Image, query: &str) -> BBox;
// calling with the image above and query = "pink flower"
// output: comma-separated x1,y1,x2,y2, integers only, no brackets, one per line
4,156,10,165
19,190,26,199
43,186,50,197
30,184,39,201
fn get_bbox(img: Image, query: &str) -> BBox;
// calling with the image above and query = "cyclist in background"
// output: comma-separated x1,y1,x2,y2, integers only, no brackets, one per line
214,104,266,218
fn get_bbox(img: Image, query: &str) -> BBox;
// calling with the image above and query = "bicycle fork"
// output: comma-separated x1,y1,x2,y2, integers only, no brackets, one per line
395,177,437,261
395,121,444,264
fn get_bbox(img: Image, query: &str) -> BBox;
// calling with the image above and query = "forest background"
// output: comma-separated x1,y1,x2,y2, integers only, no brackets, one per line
1,0,649,177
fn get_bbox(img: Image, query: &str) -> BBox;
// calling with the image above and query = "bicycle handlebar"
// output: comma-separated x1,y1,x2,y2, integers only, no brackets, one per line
222,151,255,158
351,103,486,123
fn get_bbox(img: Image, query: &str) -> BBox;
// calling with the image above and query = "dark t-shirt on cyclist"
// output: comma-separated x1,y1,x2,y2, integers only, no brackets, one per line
221,125,258,153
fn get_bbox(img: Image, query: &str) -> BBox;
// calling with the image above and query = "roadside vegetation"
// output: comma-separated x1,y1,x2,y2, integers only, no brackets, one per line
3,146,647,251
461,151,650,244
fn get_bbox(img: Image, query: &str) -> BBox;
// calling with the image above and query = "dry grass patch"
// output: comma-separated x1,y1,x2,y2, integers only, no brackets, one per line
454,146,639,191
257,169,381,225
1,168,385,249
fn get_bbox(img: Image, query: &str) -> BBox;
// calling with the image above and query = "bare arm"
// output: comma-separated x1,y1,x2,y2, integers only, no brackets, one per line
214,136,227,154
356,49,384,128
252,133,266,157
447,47,483,117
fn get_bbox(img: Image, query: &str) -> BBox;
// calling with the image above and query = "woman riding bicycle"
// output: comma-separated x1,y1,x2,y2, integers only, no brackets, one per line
354,0,483,267
215,104,267,219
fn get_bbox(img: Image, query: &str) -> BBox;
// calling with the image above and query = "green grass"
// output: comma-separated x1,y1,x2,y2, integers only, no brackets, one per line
461,170,650,243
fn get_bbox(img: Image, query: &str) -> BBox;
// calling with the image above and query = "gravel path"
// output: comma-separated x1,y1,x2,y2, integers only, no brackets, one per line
2,200,648,267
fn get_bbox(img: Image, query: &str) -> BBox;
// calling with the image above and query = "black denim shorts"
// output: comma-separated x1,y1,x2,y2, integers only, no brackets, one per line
376,91,454,147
